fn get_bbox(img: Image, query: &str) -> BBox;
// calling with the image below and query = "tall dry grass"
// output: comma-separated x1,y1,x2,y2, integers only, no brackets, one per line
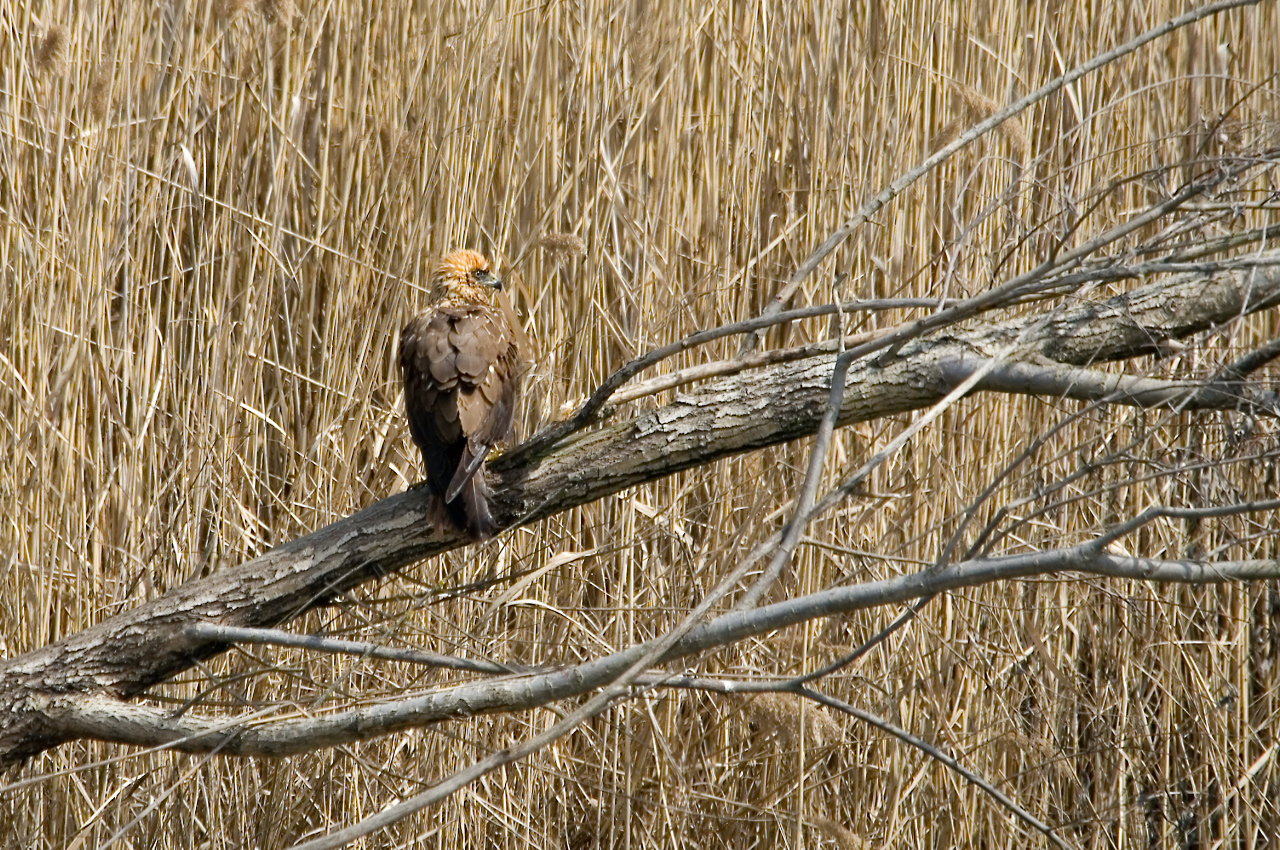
2,1,1278,847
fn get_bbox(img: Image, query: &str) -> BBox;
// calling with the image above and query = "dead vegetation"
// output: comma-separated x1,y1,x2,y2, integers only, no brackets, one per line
2,1,1279,848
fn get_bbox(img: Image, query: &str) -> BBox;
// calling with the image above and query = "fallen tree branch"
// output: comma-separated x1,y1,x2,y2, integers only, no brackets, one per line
1,260,1277,765
34,547,1280,757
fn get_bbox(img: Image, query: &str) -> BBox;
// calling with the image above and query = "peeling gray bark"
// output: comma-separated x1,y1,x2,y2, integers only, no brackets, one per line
1,261,1277,766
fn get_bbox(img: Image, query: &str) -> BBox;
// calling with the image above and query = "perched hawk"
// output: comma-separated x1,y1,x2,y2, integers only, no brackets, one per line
399,250,521,538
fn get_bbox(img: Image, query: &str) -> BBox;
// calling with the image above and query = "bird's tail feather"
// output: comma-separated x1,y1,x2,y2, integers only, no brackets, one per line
445,444,495,539
459,471,495,539
446,444,488,504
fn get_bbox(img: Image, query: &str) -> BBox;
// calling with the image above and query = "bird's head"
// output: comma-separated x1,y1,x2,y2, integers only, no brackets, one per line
430,249,503,305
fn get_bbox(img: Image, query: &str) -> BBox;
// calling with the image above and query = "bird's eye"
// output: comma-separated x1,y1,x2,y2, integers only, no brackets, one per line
472,269,485,280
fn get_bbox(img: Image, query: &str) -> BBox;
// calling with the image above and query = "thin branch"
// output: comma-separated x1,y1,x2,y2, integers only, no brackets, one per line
734,348,859,610
970,446,1280,562
1141,222,1280,261
941,357,1280,415
1034,254,1280,294
602,671,1077,848
739,0,1264,350
1221,334,1280,379
789,597,934,686
735,347,1012,611
794,687,1076,850
181,623,520,675
505,298,954,464
607,329,883,408
1093,498,1280,549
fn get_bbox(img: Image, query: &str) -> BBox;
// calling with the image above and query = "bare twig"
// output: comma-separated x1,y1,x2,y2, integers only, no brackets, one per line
607,330,883,407
1033,254,1280,293
733,348,860,610
795,687,1077,850
1220,333,1280,379
504,298,953,463
181,623,521,675
1093,498,1280,550
734,345,1012,611
788,597,934,685
597,670,1078,849
940,357,1280,415
739,0,1265,351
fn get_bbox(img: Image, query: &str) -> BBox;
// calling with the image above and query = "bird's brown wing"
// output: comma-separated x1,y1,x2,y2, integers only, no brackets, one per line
399,305,519,536
447,308,518,447
400,310,462,498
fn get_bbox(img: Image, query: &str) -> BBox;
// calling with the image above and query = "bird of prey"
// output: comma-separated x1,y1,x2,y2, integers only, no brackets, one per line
399,250,521,538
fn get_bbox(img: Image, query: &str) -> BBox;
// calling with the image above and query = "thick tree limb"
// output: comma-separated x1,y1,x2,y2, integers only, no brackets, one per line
1,260,1278,765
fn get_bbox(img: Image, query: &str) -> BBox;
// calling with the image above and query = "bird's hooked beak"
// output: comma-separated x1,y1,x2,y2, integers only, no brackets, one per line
480,269,503,291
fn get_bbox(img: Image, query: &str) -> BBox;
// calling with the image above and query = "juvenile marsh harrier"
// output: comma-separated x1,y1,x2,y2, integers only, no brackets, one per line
400,250,521,538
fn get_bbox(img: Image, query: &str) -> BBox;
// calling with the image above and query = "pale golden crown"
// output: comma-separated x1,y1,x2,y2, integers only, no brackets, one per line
430,249,502,305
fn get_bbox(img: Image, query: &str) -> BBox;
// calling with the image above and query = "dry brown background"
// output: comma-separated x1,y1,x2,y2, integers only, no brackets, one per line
2,0,1279,847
